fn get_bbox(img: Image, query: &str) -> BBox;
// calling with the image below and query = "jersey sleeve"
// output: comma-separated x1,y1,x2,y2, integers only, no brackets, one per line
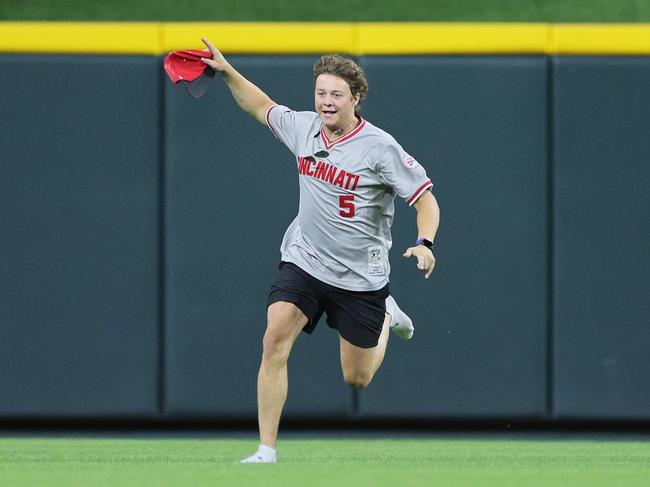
377,142,433,206
265,104,317,155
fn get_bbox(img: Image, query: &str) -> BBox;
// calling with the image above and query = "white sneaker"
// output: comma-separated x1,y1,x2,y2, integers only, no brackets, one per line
386,295,414,340
239,444,277,464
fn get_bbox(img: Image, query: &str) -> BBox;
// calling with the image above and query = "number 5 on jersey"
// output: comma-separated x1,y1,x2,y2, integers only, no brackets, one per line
339,195,355,218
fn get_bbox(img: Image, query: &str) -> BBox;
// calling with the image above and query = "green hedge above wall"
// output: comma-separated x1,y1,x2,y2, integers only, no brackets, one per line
1,0,650,22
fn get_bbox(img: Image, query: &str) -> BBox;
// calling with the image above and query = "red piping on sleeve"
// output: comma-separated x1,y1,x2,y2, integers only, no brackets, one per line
265,104,281,140
407,179,433,206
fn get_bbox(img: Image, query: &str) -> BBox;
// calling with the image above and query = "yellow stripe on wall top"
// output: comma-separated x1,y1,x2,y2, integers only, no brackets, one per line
1,22,650,55
552,24,650,55
0,22,161,54
163,23,356,54
356,23,551,54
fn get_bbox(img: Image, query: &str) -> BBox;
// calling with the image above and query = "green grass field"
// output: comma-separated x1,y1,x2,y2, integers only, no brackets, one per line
2,0,650,22
1,436,649,486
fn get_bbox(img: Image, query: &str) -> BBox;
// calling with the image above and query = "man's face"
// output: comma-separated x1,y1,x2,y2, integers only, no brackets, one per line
314,74,359,129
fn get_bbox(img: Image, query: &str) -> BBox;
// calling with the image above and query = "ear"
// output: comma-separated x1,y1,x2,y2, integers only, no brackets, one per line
353,92,360,106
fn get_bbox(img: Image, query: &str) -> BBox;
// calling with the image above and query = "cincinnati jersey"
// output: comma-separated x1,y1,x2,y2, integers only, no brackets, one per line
266,104,432,291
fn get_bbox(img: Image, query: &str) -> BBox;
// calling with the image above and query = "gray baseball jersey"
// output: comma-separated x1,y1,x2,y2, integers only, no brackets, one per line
266,104,432,291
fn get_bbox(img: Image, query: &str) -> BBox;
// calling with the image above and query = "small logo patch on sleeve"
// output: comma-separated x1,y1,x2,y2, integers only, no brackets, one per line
402,153,420,169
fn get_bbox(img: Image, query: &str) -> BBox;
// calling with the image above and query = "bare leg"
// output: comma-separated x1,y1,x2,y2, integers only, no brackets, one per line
257,301,307,448
339,313,391,389
371,315,391,375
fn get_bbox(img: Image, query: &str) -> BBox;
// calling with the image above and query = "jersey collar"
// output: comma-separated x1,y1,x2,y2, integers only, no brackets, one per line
320,116,366,150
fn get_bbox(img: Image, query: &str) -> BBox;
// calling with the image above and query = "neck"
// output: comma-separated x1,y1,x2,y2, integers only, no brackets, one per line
328,116,358,139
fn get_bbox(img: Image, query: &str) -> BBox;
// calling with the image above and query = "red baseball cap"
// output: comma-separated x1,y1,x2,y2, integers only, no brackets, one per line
163,49,215,98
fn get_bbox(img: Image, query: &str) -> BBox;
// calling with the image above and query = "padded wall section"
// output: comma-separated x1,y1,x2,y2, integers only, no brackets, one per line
552,57,650,419
357,57,549,418
164,57,352,418
0,56,160,417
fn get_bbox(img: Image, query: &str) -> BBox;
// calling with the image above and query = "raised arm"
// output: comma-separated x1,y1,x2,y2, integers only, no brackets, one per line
200,37,276,124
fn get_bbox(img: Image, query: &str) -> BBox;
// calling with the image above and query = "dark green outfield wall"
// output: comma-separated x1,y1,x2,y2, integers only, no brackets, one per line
0,54,648,422
552,57,650,420
358,57,549,419
0,56,161,418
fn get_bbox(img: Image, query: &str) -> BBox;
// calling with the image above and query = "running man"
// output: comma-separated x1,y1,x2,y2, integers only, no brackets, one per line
200,37,440,464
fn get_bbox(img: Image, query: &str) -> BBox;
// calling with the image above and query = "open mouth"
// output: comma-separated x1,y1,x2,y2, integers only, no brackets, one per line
322,110,337,116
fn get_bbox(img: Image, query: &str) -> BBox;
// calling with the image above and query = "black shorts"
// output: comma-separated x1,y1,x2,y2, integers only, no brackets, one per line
267,261,389,349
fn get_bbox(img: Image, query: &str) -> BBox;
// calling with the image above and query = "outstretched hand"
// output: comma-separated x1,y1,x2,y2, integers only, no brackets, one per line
200,37,230,72
403,245,436,279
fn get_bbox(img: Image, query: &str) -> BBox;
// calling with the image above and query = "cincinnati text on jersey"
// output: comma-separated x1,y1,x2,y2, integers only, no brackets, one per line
297,156,360,191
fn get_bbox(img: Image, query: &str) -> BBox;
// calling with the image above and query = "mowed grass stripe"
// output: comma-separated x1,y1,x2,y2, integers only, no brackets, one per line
0,438,648,487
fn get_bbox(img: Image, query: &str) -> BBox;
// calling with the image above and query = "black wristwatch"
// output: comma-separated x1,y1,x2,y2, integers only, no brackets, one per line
415,237,434,250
